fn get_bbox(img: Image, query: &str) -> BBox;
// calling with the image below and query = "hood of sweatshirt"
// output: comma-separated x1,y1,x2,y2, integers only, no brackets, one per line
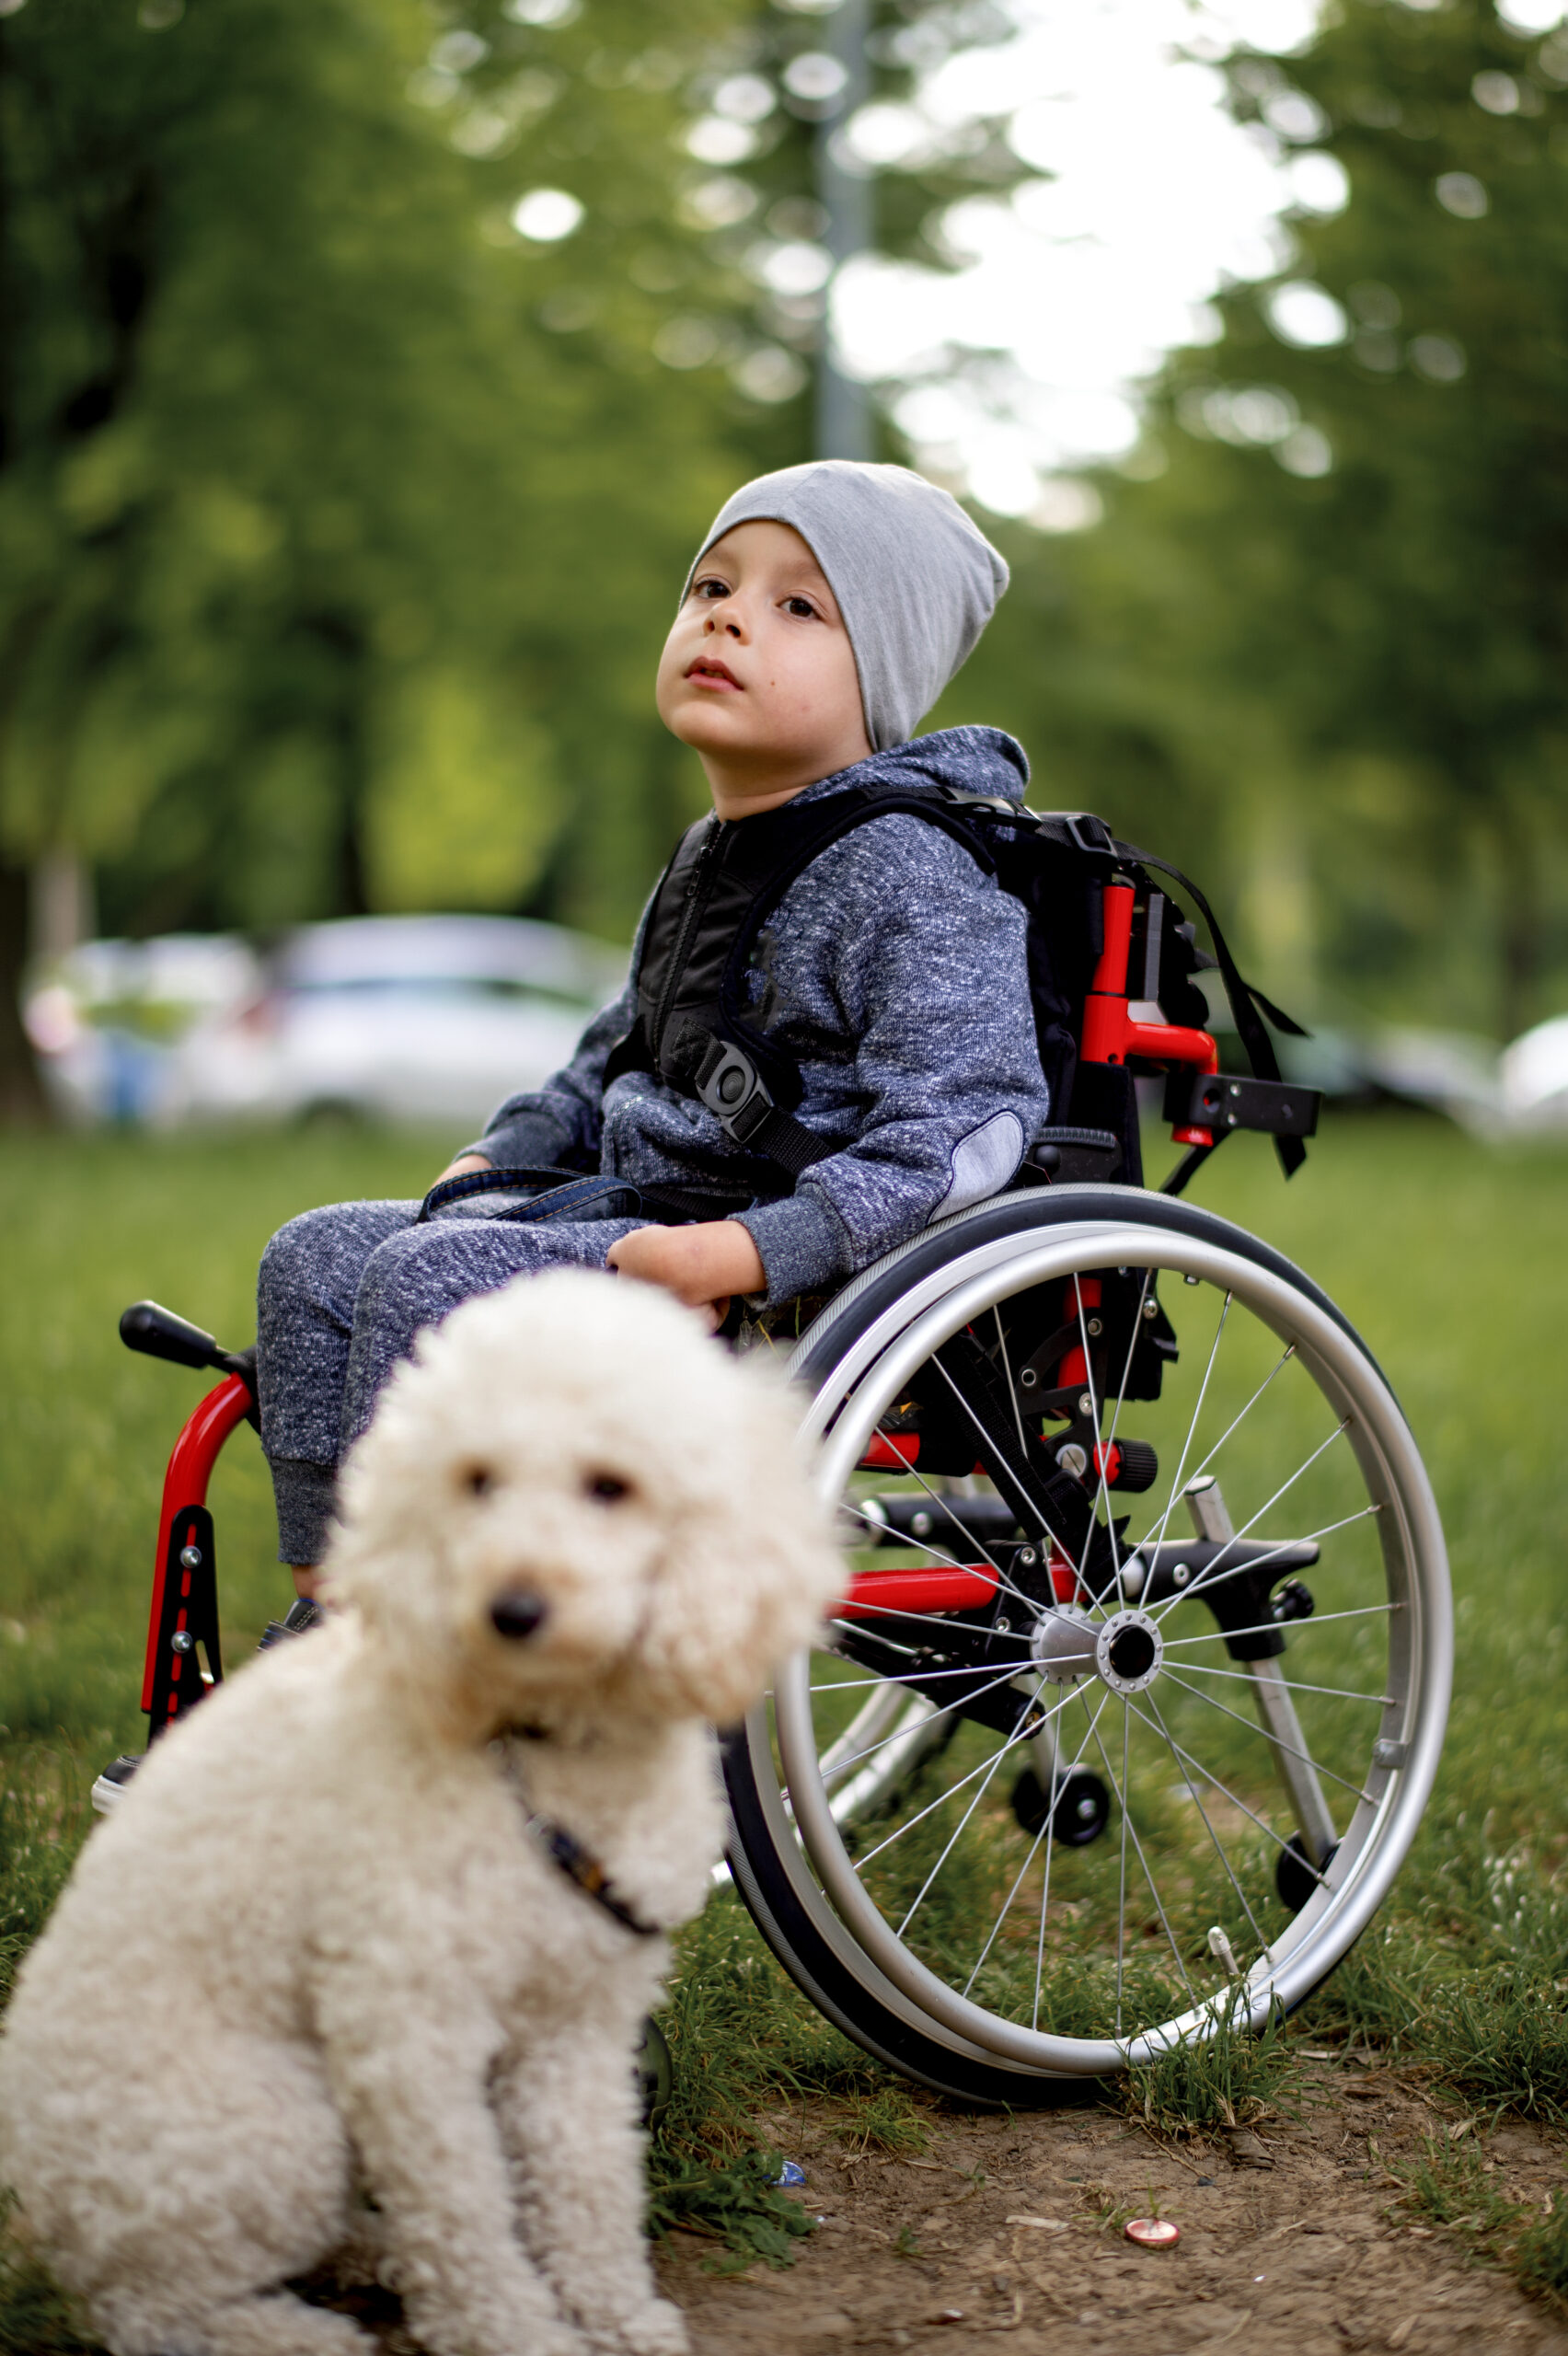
786,724,1030,816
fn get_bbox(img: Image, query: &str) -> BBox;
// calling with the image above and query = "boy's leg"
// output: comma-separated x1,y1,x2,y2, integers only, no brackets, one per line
256,1201,420,1570
339,1214,644,1454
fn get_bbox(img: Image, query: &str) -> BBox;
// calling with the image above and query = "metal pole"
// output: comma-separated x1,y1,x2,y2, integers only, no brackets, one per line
813,0,873,461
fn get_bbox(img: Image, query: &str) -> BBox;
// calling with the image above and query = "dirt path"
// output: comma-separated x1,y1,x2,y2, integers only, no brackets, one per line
656,2067,1567,2356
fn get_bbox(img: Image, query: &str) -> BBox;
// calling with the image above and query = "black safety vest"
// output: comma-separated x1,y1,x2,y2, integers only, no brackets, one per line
602,782,1308,1185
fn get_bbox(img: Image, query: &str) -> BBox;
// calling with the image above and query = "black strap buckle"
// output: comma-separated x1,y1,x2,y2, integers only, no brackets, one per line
695,1034,775,1145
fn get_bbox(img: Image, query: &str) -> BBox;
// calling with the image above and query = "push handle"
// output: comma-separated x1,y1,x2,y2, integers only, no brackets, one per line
120,1299,226,1375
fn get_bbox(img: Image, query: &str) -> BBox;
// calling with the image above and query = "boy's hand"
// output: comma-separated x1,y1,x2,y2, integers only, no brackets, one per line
607,1221,766,1331
432,1152,492,1186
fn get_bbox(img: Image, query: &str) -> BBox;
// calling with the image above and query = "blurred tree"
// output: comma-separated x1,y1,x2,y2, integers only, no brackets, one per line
0,0,1024,1118
0,0,765,1115
951,0,1568,1039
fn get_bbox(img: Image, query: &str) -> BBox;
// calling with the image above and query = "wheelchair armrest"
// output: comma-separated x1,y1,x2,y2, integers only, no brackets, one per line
1021,1126,1124,1185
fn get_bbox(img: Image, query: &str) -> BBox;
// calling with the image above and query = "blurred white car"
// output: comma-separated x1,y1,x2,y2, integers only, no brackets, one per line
25,917,627,1134
169,916,627,1133
1500,1013,1568,1131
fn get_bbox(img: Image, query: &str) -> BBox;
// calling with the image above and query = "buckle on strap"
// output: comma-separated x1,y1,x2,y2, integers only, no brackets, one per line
695,1034,775,1146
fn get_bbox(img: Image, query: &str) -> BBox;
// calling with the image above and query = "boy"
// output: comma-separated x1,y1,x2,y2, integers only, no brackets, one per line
258,460,1052,1596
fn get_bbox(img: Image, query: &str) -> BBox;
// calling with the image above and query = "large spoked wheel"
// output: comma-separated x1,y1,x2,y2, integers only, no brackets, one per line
723,1186,1451,2103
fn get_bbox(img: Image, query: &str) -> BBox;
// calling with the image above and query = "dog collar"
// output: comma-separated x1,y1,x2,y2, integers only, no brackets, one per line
529,1817,664,1941
495,1743,663,1939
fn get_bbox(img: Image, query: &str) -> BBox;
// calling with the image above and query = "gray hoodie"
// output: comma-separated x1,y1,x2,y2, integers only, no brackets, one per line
467,727,1053,1306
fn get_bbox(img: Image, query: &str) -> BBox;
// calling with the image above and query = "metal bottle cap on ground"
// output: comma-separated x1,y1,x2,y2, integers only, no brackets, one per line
1125,2216,1181,2247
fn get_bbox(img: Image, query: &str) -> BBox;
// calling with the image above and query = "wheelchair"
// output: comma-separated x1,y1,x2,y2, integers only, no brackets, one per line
114,861,1451,2107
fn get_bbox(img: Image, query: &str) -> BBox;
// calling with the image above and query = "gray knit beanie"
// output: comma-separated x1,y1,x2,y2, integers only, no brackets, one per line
682,459,1009,753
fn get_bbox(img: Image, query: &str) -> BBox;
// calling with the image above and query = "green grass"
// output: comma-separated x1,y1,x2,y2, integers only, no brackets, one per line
2,1112,1566,2314
1124,1981,1297,2138
1401,2136,1568,2317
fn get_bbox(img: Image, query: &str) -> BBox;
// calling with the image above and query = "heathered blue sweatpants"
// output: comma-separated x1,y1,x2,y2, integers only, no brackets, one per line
255,1202,641,1564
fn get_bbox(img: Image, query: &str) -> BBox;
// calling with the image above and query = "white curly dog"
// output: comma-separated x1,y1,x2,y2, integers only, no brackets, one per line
0,1269,842,2356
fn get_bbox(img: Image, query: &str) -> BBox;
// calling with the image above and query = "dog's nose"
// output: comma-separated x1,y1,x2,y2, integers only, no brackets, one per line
490,1592,549,1642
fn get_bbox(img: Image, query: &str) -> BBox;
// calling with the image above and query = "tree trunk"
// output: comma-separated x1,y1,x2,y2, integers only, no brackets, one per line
1493,801,1540,1045
0,851,50,1124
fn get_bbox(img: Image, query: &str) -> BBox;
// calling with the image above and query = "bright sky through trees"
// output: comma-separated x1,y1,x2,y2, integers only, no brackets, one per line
833,0,1355,520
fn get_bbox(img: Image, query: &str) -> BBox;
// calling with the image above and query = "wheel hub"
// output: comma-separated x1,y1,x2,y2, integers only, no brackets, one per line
1026,1603,1164,1694
1094,1609,1164,1693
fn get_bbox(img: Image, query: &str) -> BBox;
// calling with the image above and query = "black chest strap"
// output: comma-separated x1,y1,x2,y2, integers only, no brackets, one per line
602,781,1003,1173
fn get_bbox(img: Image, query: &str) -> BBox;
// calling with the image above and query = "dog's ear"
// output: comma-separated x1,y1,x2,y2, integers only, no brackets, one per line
635,1364,844,1727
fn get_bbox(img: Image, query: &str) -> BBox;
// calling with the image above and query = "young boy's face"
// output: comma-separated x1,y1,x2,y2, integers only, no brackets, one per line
655,519,872,811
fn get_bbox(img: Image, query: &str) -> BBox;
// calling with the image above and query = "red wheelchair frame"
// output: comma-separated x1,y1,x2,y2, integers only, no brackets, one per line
126,875,1289,1752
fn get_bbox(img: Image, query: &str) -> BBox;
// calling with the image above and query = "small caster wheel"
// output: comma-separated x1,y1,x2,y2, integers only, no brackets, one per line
1009,1767,1111,1848
1275,1831,1340,1915
636,2014,673,2131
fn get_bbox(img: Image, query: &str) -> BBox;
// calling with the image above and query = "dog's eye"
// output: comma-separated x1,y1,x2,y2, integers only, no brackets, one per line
584,1471,629,1505
463,1465,494,1497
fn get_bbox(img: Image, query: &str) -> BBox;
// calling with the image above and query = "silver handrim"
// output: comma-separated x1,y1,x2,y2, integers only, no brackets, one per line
747,1218,1449,2077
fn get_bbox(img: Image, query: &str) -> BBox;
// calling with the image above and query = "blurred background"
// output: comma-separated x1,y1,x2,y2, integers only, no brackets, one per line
4,0,1568,1135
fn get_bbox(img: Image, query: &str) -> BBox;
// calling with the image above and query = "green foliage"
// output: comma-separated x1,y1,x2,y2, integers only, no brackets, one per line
1401,2134,1568,2317
0,1770,90,2016
645,2148,813,2272
947,0,1568,1034
643,1888,928,2261
0,0,1028,982
656,1893,923,2149
1435,1972,1568,2121
1404,2131,1523,2242
0,2200,97,2356
0,0,764,948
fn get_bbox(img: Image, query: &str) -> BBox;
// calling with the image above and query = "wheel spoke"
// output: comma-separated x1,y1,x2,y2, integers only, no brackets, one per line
896,1694,1037,1937
810,1658,1035,1695
1147,1419,1354,1627
1173,1662,1394,1707
1136,1504,1384,1630
1115,1698,1131,2033
1137,1688,1271,1951
928,1352,1097,1597
993,1305,1029,1456
1147,1333,1295,1572
1033,1686,1112,2030
1159,1667,1373,1804
1159,1600,1399,1648
1079,1708,1198,2008
807,1656,1044,1787
850,1680,1080,1872
959,1681,1113,2002
825,1598,1032,1640
1144,1288,1232,1565
1123,1693,1305,1861
857,1464,1061,1628
1073,1267,1154,1615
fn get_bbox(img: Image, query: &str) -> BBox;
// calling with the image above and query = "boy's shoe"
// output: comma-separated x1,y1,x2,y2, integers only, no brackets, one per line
259,1595,324,1649
90,1753,143,1817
